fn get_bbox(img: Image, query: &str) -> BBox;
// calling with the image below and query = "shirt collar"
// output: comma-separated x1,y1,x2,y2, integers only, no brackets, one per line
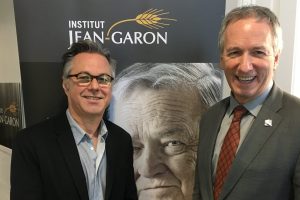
66,109,108,145
229,81,273,117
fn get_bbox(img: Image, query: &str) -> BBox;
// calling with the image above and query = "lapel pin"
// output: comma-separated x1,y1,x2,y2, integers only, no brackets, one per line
264,119,272,127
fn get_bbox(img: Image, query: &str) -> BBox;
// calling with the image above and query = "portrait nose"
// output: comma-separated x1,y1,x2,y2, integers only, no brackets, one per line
136,145,166,178
238,53,253,72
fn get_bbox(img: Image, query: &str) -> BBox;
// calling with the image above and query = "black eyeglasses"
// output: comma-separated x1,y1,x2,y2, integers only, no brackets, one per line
67,72,114,87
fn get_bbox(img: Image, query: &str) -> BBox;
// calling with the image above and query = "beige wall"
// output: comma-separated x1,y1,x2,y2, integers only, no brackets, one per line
0,0,21,83
0,145,11,200
0,0,20,198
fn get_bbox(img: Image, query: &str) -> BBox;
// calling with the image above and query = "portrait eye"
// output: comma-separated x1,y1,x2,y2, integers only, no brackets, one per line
164,140,186,156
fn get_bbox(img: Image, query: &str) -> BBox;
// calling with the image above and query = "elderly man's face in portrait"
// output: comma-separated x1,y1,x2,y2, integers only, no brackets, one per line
113,87,202,200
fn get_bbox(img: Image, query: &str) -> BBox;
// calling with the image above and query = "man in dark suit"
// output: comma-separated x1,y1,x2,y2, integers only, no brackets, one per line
193,5,300,200
10,40,138,200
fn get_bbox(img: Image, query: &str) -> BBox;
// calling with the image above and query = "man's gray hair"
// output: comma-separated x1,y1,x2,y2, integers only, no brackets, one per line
61,40,116,79
218,5,283,54
109,63,222,117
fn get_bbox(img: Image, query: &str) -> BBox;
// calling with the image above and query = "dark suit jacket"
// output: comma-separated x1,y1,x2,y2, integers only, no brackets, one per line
193,85,300,200
10,113,138,200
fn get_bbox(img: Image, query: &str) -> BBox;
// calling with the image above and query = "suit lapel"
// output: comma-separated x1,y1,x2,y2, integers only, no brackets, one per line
104,121,115,200
220,85,283,200
54,114,89,200
201,99,229,199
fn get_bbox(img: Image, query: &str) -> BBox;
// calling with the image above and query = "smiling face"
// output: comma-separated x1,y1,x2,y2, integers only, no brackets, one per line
113,87,201,200
63,52,112,122
221,18,280,104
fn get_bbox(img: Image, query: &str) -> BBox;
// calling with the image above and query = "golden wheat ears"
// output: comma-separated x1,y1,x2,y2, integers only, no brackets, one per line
106,8,177,37
4,103,17,114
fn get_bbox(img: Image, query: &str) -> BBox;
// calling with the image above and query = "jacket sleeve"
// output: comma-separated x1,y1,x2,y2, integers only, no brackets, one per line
125,136,138,200
10,131,44,200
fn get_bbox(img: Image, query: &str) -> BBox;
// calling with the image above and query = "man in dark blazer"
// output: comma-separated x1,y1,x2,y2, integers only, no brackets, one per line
193,5,300,200
10,40,138,200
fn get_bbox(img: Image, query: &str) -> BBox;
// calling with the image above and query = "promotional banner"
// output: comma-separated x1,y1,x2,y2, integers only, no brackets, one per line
0,83,25,148
13,0,225,127
13,0,225,199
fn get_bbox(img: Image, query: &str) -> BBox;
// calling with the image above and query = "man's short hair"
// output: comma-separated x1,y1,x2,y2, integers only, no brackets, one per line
61,40,116,78
218,5,283,54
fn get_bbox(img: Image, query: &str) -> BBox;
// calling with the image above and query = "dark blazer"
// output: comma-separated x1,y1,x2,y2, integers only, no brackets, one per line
193,84,300,200
10,113,138,200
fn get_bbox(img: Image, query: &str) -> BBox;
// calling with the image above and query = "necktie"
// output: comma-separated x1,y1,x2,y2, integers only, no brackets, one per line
213,105,248,200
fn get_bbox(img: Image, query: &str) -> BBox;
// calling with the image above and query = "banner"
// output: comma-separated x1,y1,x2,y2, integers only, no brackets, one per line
13,0,225,127
0,83,25,148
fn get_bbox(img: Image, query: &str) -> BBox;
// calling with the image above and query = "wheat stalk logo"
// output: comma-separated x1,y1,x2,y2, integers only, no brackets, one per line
106,8,177,39
4,102,17,115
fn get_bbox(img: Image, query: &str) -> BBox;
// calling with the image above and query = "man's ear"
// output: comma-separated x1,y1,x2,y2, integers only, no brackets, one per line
62,80,70,93
273,51,280,70
220,56,225,70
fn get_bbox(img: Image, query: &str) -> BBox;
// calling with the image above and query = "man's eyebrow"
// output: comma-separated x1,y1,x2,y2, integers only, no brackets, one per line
224,47,241,52
158,127,195,142
160,128,185,136
131,134,140,141
252,46,268,51
131,126,193,141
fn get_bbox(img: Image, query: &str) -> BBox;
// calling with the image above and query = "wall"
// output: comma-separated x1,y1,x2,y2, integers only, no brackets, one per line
293,1,300,97
0,145,11,200
0,0,21,199
0,0,21,83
